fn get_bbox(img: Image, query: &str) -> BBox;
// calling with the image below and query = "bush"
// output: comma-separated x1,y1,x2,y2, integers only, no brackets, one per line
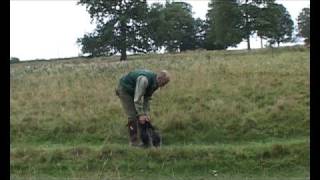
10,57,20,64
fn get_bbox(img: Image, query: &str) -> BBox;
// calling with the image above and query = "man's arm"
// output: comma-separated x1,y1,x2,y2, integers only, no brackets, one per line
143,96,151,115
134,76,148,116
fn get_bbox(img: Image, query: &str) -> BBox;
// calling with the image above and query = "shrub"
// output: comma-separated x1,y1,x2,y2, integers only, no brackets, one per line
10,57,20,64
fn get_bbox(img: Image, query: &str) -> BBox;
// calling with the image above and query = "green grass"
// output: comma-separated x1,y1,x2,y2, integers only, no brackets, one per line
10,46,310,179
10,139,309,179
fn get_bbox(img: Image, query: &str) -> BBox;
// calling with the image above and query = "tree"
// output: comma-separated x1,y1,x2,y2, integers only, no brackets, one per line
255,7,272,48
269,4,294,47
166,2,197,51
257,3,294,47
146,3,166,52
297,7,310,45
193,18,207,49
10,57,20,64
205,0,244,50
76,30,113,57
256,3,294,47
77,0,150,61
239,0,275,50
148,1,199,52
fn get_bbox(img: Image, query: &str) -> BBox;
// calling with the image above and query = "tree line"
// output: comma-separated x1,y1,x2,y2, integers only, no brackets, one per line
76,0,310,61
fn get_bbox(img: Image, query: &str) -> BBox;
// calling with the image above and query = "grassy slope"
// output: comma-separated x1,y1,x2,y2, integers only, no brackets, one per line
10,47,310,179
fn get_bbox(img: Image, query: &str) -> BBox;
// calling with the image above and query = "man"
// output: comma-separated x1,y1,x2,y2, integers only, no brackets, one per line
116,69,170,147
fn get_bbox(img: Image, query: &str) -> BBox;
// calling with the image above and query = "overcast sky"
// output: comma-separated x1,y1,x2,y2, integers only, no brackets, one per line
10,0,310,61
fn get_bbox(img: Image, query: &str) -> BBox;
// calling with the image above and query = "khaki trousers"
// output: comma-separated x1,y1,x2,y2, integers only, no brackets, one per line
116,84,139,145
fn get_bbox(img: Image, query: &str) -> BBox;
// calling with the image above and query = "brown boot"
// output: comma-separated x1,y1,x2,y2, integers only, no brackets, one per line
127,120,139,146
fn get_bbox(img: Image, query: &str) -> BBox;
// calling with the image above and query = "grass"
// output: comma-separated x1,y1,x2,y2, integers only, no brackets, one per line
10,46,310,179
10,139,309,179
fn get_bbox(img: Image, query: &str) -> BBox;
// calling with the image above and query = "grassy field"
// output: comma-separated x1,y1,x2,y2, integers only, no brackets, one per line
10,47,310,179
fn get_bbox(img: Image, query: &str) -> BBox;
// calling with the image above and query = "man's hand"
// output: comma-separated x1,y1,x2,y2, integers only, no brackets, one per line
138,115,150,124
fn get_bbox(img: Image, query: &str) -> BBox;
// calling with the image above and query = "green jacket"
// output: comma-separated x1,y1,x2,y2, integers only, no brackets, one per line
120,69,158,115
120,69,158,97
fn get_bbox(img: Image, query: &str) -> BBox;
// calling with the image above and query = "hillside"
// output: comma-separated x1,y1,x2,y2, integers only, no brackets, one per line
10,47,310,179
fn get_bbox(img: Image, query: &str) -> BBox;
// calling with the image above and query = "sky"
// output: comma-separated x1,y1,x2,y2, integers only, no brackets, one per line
10,0,310,61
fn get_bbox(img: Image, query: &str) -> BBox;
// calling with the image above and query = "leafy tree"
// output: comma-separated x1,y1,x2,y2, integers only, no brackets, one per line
170,2,199,52
148,1,198,52
77,0,150,61
193,18,207,49
239,0,275,50
255,7,272,47
297,7,310,45
206,0,244,50
269,4,294,47
76,30,113,57
146,3,166,52
10,57,20,64
256,3,293,47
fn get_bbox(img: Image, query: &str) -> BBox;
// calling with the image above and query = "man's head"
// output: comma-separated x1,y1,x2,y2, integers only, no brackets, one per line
156,70,170,87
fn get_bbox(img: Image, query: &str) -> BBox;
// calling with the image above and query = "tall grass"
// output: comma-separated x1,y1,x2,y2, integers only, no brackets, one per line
10,47,310,179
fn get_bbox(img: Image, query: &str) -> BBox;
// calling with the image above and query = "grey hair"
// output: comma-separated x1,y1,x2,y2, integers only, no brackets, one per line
159,70,170,81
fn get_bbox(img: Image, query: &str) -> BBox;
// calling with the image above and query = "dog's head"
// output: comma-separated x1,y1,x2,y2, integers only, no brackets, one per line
146,122,162,147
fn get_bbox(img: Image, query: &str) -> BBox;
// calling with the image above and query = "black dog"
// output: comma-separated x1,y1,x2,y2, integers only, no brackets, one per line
140,121,161,148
